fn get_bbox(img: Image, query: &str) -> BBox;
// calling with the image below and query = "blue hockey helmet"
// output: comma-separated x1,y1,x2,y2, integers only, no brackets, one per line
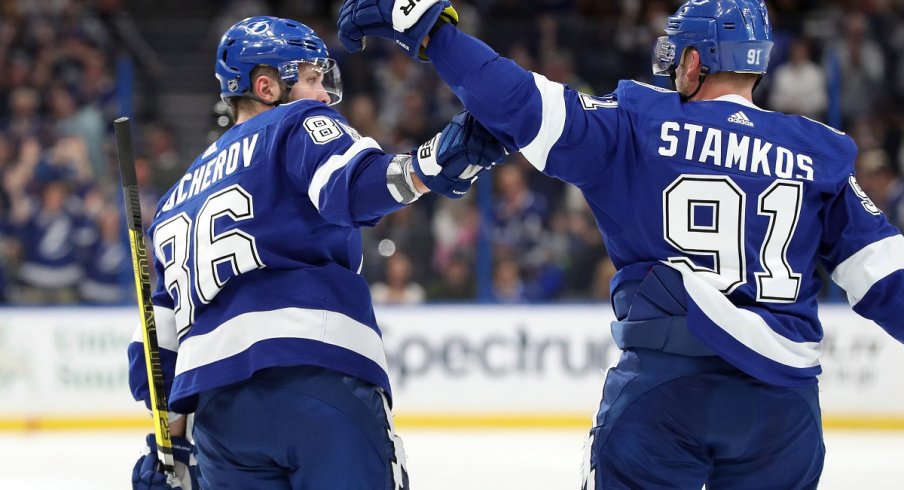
216,16,342,105
653,0,773,77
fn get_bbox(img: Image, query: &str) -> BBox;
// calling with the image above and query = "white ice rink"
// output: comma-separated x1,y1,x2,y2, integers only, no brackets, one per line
1,428,902,489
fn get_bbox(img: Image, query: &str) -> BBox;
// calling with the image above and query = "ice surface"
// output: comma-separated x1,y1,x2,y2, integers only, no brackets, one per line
0,429,900,489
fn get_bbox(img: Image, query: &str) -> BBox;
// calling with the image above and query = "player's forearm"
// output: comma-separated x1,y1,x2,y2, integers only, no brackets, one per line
425,24,538,153
333,153,419,227
409,170,429,194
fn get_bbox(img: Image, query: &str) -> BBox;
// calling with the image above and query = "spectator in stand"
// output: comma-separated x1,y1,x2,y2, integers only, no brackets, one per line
430,194,480,273
75,45,119,122
426,252,476,301
0,237,8,303
76,0,164,118
492,158,551,297
0,132,11,303
558,207,607,298
0,132,13,210
374,49,427,143
40,135,95,188
134,155,161,233
3,49,36,96
10,177,92,304
144,122,183,193
856,149,904,232
491,257,527,303
46,82,106,181
79,205,129,304
4,133,98,303
371,252,426,304
768,38,827,120
826,11,886,125
364,201,435,286
6,86,42,140
345,94,386,144
392,90,435,150
0,1,902,307
493,159,548,254
590,256,617,301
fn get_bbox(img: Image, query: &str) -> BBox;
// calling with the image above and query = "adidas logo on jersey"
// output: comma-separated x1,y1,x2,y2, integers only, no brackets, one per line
728,111,754,127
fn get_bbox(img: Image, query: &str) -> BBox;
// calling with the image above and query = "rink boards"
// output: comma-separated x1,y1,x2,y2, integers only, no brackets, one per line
0,305,901,430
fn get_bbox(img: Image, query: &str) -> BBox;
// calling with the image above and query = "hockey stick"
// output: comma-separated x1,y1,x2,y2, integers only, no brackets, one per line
114,117,176,479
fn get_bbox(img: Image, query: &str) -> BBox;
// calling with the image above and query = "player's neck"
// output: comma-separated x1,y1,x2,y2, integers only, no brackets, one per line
234,101,274,124
689,81,754,104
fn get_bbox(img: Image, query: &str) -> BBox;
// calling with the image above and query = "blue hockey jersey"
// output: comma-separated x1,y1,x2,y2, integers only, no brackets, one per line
427,26,904,387
128,99,408,413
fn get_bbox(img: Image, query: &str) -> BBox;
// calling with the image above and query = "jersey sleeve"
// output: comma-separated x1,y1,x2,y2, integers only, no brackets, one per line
822,169,904,340
126,230,180,414
282,106,407,227
426,24,626,189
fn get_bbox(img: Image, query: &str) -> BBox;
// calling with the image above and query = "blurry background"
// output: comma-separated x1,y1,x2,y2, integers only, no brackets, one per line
0,0,902,306
0,0,902,488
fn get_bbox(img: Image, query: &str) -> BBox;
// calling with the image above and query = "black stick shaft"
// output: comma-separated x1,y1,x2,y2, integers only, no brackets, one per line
114,116,176,479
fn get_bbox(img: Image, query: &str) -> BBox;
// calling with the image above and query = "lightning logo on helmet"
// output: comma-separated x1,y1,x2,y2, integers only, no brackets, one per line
215,16,341,105
245,20,270,34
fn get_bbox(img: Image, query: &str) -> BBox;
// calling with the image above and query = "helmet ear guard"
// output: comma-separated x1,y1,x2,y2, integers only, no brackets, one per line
652,0,773,79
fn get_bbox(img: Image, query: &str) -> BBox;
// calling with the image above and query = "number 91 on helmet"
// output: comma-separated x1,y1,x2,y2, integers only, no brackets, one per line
652,0,773,78
215,16,343,106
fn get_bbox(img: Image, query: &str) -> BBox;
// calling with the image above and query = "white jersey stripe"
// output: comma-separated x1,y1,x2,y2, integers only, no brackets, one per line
831,234,904,306
174,307,388,376
308,137,382,211
131,305,180,351
520,73,567,172
667,261,822,368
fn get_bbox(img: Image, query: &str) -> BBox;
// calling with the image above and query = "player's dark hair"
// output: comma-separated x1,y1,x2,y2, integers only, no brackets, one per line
229,65,282,117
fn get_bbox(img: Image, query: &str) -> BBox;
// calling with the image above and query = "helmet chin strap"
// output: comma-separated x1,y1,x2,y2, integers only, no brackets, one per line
670,69,708,102
752,74,764,93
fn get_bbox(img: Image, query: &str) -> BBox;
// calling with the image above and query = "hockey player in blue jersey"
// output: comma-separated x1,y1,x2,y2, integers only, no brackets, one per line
338,0,904,487
128,15,505,490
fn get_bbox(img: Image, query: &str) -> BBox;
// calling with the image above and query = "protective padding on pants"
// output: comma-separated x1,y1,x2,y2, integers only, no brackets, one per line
193,365,407,490
586,349,824,490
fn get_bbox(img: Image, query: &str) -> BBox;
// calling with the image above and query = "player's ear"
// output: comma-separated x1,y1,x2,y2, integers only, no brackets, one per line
688,48,703,78
253,73,280,104
679,48,701,84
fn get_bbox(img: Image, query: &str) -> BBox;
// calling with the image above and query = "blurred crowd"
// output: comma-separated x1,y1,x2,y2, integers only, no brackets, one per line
0,0,166,304
0,0,902,305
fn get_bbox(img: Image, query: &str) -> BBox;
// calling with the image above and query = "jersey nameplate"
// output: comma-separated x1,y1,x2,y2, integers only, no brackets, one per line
163,133,260,211
657,121,814,182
